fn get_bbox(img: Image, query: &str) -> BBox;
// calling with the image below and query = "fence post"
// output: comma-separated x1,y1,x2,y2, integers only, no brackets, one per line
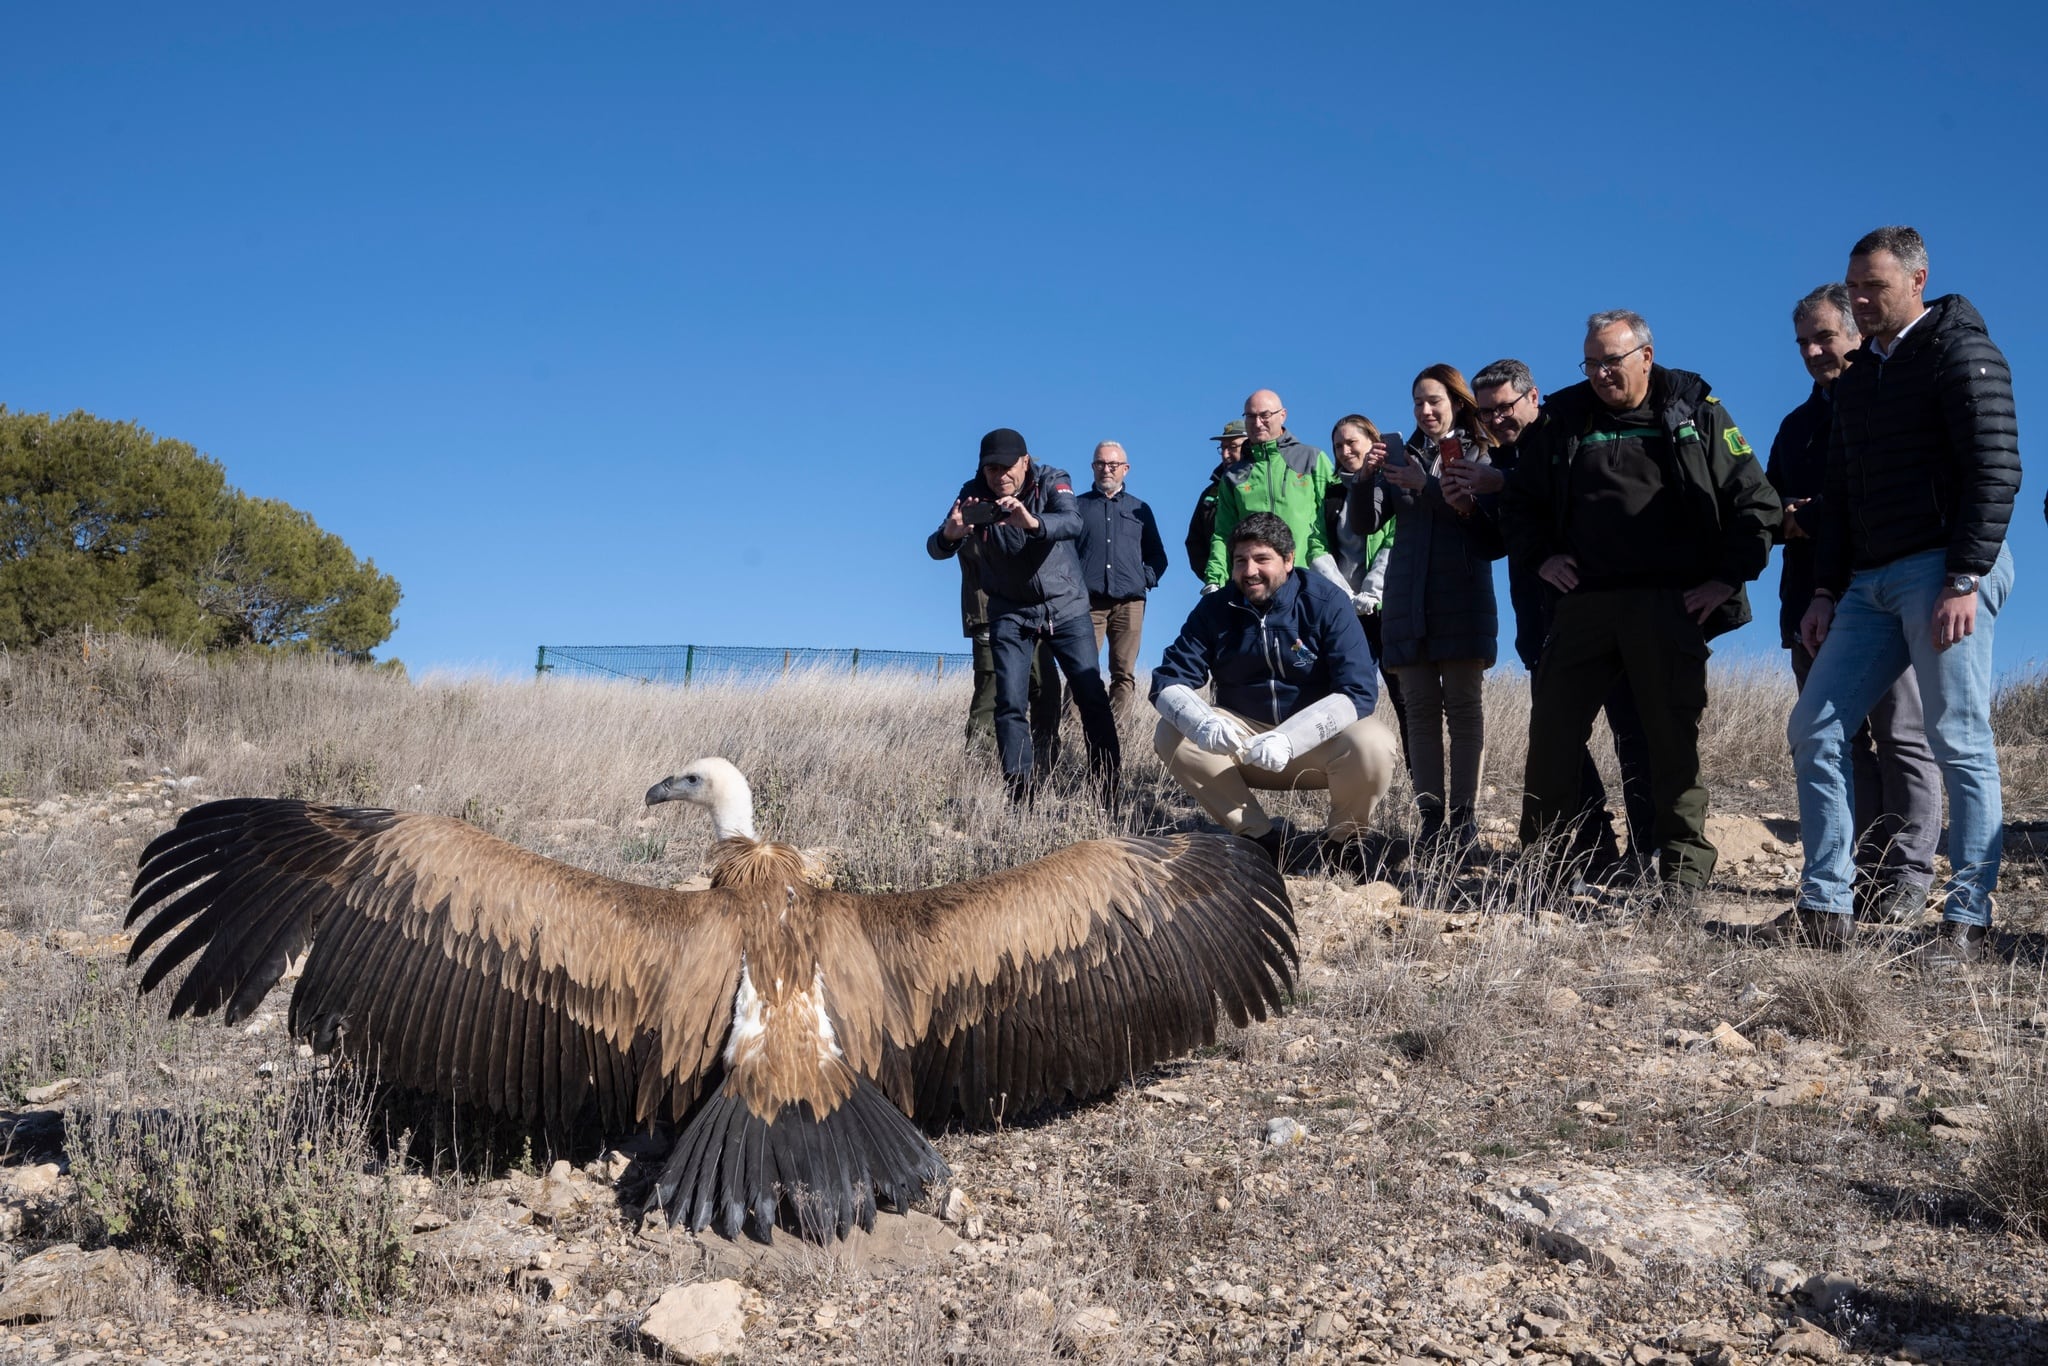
850,648,860,678
535,645,548,677
935,654,944,680
783,649,790,678
684,644,694,688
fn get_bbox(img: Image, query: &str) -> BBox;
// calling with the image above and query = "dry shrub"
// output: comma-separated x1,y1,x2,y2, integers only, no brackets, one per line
1757,953,1902,1044
67,1060,413,1312
1969,1079,2048,1236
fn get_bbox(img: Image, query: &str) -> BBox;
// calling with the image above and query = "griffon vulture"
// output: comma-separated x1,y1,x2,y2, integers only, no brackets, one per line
123,757,1296,1243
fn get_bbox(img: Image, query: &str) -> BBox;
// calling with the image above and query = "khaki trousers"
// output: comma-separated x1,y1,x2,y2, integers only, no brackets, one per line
1090,596,1146,717
1153,707,1399,842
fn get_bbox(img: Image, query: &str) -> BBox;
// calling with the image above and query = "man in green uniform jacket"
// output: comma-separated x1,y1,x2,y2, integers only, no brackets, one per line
1202,390,1348,596
1502,311,1780,893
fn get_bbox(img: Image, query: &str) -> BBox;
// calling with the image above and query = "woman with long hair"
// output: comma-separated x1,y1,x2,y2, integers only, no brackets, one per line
1327,415,1407,749
1361,364,1505,856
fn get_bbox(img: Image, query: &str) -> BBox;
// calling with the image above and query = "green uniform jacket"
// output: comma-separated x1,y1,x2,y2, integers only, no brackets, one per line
1203,432,1337,585
1500,366,1780,640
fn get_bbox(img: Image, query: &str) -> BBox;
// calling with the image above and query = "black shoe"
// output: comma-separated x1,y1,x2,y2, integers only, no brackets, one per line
1922,919,1990,966
1857,879,1931,926
1323,831,1396,883
1242,827,1285,870
1752,906,1853,950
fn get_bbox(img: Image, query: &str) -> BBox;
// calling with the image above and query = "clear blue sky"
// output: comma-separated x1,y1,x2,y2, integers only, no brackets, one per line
8,3,2043,678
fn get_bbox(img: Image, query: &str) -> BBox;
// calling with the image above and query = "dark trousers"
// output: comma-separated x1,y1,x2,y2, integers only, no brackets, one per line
1088,594,1146,717
1359,611,1410,759
1515,576,1654,862
969,629,1061,760
1573,679,1656,862
1520,589,1715,887
1789,642,1939,890
991,611,1120,797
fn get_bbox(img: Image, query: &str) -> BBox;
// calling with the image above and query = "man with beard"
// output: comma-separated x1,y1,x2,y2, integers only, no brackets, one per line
1150,512,1400,876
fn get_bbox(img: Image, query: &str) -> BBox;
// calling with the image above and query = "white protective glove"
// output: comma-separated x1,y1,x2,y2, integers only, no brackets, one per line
1352,590,1381,616
1200,582,1222,596
1241,731,1293,772
1155,684,1252,756
1263,692,1359,764
1310,553,1350,594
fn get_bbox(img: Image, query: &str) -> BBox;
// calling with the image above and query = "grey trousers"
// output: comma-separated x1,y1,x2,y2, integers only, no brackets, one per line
1790,643,1939,891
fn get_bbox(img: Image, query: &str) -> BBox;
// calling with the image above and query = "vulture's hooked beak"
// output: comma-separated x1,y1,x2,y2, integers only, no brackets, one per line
645,777,681,807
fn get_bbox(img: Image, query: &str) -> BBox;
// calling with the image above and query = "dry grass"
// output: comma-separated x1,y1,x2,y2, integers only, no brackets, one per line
6,633,2048,1361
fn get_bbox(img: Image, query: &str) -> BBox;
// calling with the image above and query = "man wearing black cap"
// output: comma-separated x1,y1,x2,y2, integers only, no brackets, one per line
930,428,1122,802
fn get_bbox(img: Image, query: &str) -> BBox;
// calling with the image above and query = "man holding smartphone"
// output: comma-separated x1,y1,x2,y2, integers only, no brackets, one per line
929,428,1122,804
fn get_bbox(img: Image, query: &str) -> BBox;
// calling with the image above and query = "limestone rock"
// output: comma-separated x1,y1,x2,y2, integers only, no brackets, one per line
1749,1261,1807,1296
1057,1304,1120,1354
1768,1326,1840,1360
1471,1164,1750,1273
0,1244,145,1323
1265,1117,1309,1146
1012,1286,1056,1330
640,1279,755,1361
1710,1022,1756,1055
1705,815,1775,866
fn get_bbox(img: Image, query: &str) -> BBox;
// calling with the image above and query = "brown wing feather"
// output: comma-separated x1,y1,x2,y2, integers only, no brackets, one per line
823,831,1295,1128
125,798,745,1132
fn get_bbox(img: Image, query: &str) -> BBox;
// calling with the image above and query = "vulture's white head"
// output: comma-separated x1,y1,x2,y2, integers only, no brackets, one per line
645,757,757,842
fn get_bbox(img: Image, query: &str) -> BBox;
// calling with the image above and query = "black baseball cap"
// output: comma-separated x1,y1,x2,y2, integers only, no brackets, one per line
978,428,1029,464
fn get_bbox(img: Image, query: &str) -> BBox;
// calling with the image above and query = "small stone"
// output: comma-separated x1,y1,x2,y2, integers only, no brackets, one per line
1749,1261,1807,1296
640,1280,753,1362
21,1080,77,1105
1213,1195,1232,1213
961,1214,985,1240
1799,1272,1858,1314
1544,986,1584,1016
383,1336,403,1354
603,1150,633,1181
1768,1326,1840,1360
1523,1312,1566,1339
1142,1085,1192,1105
1264,1117,1309,1146
941,1187,973,1223
1306,1310,1351,1342
1710,1022,1756,1055
1012,1287,1056,1330
410,1211,450,1233
1057,1304,1121,1354
1281,1035,1318,1063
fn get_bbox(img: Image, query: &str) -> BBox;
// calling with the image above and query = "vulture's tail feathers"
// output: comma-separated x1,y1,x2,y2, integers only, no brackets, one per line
646,1071,950,1244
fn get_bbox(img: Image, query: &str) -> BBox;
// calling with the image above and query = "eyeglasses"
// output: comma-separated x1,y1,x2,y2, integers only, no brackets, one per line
1476,393,1532,420
1091,461,1127,469
980,459,1024,473
1242,407,1283,423
1579,344,1647,377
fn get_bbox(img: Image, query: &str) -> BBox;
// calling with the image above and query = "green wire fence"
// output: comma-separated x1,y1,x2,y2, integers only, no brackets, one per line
534,644,973,686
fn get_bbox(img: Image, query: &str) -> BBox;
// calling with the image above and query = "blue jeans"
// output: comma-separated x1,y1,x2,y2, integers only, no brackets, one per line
1788,545,2013,925
990,610,1120,797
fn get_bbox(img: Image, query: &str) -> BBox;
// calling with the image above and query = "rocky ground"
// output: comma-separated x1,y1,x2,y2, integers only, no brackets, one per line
5,776,2048,1365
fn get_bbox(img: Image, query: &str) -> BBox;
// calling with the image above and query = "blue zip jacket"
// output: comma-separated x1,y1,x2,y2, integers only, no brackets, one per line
1149,568,1379,726
1075,487,1169,601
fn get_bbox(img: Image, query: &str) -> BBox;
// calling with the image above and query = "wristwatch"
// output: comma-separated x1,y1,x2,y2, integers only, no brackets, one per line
1949,573,1980,595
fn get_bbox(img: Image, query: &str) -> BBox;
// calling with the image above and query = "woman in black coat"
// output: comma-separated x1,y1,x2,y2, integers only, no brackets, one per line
1359,364,1505,855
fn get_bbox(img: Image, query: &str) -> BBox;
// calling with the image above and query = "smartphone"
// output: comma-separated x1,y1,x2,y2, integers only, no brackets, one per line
1380,431,1406,462
961,500,1003,525
1440,434,1464,464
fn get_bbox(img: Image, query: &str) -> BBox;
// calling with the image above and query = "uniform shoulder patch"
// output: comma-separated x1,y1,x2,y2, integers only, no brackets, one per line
1723,427,1753,457
1704,395,1723,405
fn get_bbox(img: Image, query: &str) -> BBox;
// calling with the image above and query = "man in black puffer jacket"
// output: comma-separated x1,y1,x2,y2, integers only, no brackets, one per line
930,428,1121,804
1503,310,1780,893
1785,227,2021,962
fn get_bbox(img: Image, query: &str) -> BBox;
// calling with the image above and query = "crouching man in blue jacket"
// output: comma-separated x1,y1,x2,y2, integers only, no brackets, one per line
1150,512,1402,876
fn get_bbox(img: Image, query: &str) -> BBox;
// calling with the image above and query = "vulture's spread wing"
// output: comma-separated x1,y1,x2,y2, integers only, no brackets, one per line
125,798,744,1132
830,832,1295,1127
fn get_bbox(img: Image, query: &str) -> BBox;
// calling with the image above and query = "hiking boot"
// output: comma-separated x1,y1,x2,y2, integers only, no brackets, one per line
1752,906,1854,950
1242,827,1286,870
1922,919,1990,966
1857,879,1932,926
